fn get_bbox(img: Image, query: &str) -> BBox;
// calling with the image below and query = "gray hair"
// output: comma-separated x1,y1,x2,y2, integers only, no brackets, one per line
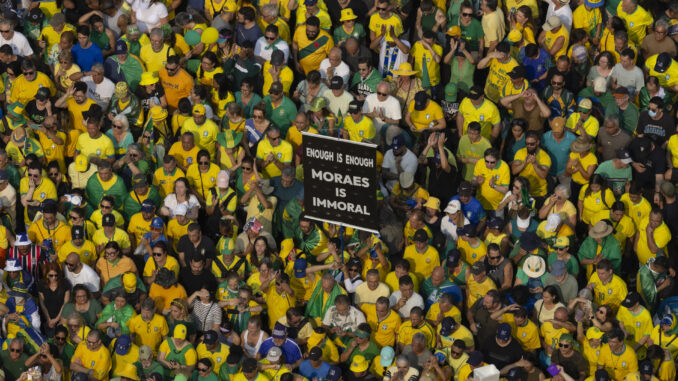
150,28,164,39
395,356,409,366
655,19,670,31
281,166,296,178
10,337,24,347
112,114,129,131
141,297,156,311
91,62,104,72
261,3,278,17
412,332,426,343
554,184,571,198
613,30,628,43
604,114,620,128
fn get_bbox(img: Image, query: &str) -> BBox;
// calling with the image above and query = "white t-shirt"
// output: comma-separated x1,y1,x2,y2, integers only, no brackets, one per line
363,93,402,131
0,31,34,57
0,184,17,230
440,215,470,242
65,264,101,292
389,290,425,319
163,193,201,218
321,89,354,118
379,39,410,79
546,2,573,33
83,76,115,110
254,38,290,63
610,63,645,95
318,59,351,86
381,148,417,191
132,0,169,33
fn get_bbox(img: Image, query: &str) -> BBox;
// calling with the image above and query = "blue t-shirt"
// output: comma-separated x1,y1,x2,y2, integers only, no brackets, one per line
71,43,103,72
542,130,576,176
298,360,331,380
234,23,263,46
259,337,302,364
519,47,551,90
448,196,486,225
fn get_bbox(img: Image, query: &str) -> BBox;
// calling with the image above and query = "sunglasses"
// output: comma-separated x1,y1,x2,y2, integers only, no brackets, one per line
0,29,10,33
242,167,252,171
153,252,164,257
377,7,387,10
489,256,501,260
9,348,21,353
198,368,209,372
462,12,473,16
559,343,570,348
48,273,58,278
266,36,276,41
113,124,123,129
70,214,81,219
100,204,111,209
525,141,537,146
23,71,35,75
269,136,281,140
166,66,179,72
377,92,388,96
551,81,563,85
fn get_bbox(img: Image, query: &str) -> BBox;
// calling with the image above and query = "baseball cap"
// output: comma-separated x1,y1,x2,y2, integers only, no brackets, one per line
293,258,307,278
173,324,187,339
586,327,604,340
102,213,115,227
193,104,206,115
348,100,361,114
122,272,137,293
446,25,461,37
74,154,89,172
496,323,511,341
639,360,653,375
270,49,284,66
266,346,283,362
114,40,128,55
467,86,482,100
115,335,132,355
150,217,164,229
330,76,343,90
269,82,283,95
132,174,148,188
141,199,155,213
543,15,561,31
550,116,566,132
578,98,592,112
471,261,486,275
550,260,566,276
139,345,153,360
621,291,640,308
379,347,395,367
71,225,84,240
487,218,503,230
327,366,342,381
272,322,287,339
467,351,484,366
203,330,218,345
655,53,673,74
391,134,405,151
444,200,461,214
507,367,522,381
440,317,455,336
616,149,632,164
309,346,322,360
413,229,428,242
414,91,428,111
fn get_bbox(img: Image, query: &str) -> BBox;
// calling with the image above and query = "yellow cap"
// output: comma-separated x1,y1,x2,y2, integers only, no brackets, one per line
350,355,369,372
554,236,570,248
74,154,88,172
423,197,440,211
307,331,326,349
586,326,604,340
280,238,295,260
150,106,168,122
173,324,187,339
340,8,358,22
550,116,566,133
446,25,461,37
507,29,522,43
139,72,159,86
192,104,206,116
122,272,137,293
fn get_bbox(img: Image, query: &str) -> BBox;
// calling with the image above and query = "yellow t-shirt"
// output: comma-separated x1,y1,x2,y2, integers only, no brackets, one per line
73,342,112,381
166,219,190,253
181,118,219,159
265,286,296,331
572,5,602,37
540,321,569,351
597,343,638,381
513,148,551,197
343,115,376,142
27,218,71,253
262,62,294,96
645,54,678,88
139,44,176,74
582,340,607,376
143,254,181,279
58,239,97,265
9,73,56,106
503,313,541,351
92,228,132,252
67,98,97,132
566,113,600,137
402,244,440,282
588,272,627,311
127,313,169,353
54,62,81,94
473,160,510,210
620,193,652,227
426,303,462,324
650,325,678,360
293,26,334,74
467,276,496,306
668,135,678,168
636,219,671,265
384,271,420,292
397,320,435,348
484,57,518,103
255,138,293,178
40,24,76,50
363,305,401,348
286,126,318,152
76,133,115,161
410,41,443,86
616,3,653,44
152,167,185,199
578,185,615,225
168,141,200,169
457,238,486,265
368,13,403,38
185,163,220,201
196,342,230,373
616,306,653,350
19,176,57,223
408,99,444,134
458,98,501,139
543,26,569,60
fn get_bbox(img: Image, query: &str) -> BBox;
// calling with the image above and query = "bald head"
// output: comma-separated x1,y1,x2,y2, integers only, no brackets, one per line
345,37,358,53
329,47,342,59
377,81,390,94
555,307,569,321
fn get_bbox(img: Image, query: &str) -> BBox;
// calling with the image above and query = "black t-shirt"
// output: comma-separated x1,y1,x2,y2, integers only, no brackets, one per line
24,100,48,125
637,111,675,147
663,200,678,243
178,267,218,295
136,85,166,113
482,337,524,370
631,147,666,191
177,235,217,265
324,0,369,27
37,279,71,318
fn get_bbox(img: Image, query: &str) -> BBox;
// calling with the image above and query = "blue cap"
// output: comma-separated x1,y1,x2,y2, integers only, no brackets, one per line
115,334,132,355
380,346,395,367
391,134,405,151
440,317,455,336
496,323,511,341
141,199,155,213
327,366,341,381
150,217,164,229
114,40,127,54
294,258,307,278
304,0,317,5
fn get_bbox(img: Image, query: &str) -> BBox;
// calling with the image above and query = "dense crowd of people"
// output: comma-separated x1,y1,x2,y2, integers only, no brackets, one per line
0,0,678,380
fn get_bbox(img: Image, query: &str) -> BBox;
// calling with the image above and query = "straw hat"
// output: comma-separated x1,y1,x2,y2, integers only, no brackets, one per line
570,136,592,153
522,255,546,278
589,221,613,239
11,126,26,146
114,82,129,98
392,62,417,76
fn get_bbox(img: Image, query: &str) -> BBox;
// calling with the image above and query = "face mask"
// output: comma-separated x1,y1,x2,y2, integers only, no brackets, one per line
649,110,657,118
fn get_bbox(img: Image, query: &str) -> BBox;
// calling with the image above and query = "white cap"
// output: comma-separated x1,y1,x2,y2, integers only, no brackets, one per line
217,170,230,188
266,346,283,362
593,77,607,93
545,213,562,232
517,215,530,229
444,200,461,214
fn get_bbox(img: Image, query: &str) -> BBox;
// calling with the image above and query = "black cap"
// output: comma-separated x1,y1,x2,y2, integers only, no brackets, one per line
71,225,84,240
203,330,218,345
446,249,461,268
520,232,541,252
468,86,483,100
440,317,455,336
508,66,526,79
270,49,284,66
330,76,343,90
28,7,44,22
471,261,486,275
621,291,640,308
102,213,115,227
309,346,322,360
459,181,473,196
630,136,652,162
114,40,128,54
639,360,653,375
655,52,672,74
594,369,610,381
413,229,429,242
269,82,283,95
348,100,361,114
35,87,50,101
414,91,428,111
241,358,258,373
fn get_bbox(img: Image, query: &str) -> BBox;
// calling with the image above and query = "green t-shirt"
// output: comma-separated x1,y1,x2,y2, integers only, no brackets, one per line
605,102,639,135
0,351,28,381
456,135,491,181
264,95,298,137
333,23,366,44
458,18,484,52
546,251,580,276
594,159,632,194
345,338,380,363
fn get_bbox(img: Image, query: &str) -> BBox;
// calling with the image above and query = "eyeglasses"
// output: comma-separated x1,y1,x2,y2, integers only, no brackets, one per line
269,135,281,141
9,348,21,353
100,204,111,209
461,12,473,16
275,282,281,286
254,115,264,119
28,173,40,178
349,268,359,272
105,251,117,256
48,273,58,278
23,71,35,75
143,135,151,139
377,92,388,96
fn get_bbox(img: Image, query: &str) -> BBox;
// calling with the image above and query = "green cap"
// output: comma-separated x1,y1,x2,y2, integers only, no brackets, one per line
309,97,327,112
445,82,458,102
